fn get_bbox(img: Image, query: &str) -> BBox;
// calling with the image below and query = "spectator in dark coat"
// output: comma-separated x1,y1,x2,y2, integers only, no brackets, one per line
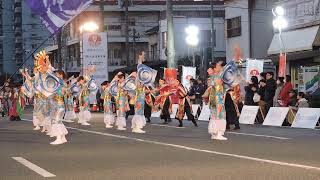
244,76,259,105
264,72,277,113
225,88,240,130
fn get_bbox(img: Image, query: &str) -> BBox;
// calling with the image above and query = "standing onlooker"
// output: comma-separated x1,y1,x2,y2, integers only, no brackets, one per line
244,76,259,105
295,92,309,108
273,77,285,107
287,90,298,107
278,75,293,107
195,78,206,105
264,72,277,113
225,88,240,130
0,89,4,117
257,79,266,123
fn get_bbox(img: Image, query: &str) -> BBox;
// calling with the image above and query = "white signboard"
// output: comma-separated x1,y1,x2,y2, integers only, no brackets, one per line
183,104,200,119
181,66,196,90
198,104,211,121
263,107,289,127
246,60,264,82
170,104,179,119
291,108,320,129
83,32,108,85
239,106,259,124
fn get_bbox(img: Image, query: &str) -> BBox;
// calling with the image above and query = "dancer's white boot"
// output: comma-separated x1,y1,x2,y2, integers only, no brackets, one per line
214,132,227,140
33,125,40,131
50,135,65,145
132,128,145,134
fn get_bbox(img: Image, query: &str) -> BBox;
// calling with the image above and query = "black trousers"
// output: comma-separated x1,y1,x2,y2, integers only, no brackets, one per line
160,97,171,122
144,104,152,121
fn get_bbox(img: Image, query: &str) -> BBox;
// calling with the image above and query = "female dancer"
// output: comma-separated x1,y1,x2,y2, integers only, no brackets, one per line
50,70,68,145
131,81,147,133
174,80,198,127
77,76,92,126
101,81,115,128
205,62,227,140
63,80,77,123
115,73,129,130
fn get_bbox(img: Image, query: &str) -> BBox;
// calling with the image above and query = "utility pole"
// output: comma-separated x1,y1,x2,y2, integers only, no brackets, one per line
166,0,176,68
132,28,136,64
124,0,130,66
57,31,62,69
210,0,215,63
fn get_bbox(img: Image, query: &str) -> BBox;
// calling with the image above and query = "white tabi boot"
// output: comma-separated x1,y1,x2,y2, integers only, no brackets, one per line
214,132,227,140
33,125,40,131
50,135,65,145
132,128,145,134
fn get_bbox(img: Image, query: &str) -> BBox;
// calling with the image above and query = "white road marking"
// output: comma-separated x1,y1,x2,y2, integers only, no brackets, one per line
226,132,290,140
66,126,320,171
150,124,186,129
12,157,56,178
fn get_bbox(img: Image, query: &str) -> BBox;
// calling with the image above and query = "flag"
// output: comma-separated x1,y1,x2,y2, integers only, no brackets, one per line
25,0,93,33
222,61,244,89
137,64,157,87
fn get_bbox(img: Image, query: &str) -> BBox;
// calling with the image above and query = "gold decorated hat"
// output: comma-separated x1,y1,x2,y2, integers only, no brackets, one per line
34,50,50,74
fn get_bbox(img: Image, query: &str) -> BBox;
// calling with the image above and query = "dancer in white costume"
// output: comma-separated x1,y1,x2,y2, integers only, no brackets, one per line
101,81,115,128
50,70,68,145
131,82,147,133
115,73,129,130
77,76,92,126
63,80,77,122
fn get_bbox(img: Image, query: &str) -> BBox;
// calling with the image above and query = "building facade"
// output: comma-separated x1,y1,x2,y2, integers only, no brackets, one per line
225,0,276,61
45,0,226,78
0,0,51,77
268,0,320,93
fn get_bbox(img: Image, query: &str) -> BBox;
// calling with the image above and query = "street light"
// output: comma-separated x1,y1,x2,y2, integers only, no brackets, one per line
80,22,99,33
185,25,199,66
79,22,99,74
272,5,287,78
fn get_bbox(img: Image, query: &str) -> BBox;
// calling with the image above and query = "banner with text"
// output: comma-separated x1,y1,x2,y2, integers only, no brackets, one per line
246,60,264,82
83,32,108,86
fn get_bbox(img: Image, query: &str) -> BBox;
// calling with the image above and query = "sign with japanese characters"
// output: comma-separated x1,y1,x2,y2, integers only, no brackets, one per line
83,32,108,85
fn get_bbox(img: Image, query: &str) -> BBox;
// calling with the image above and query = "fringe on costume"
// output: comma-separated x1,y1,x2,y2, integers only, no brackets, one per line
131,115,146,129
51,123,68,136
104,114,115,126
78,110,91,123
64,111,77,120
115,117,126,128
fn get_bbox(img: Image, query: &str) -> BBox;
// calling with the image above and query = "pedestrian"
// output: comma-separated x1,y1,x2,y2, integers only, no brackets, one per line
175,79,198,127
264,72,277,113
101,80,115,128
9,85,25,121
278,75,293,107
274,77,285,107
244,76,259,105
225,88,240,130
287,89,298,107
0,90,4,117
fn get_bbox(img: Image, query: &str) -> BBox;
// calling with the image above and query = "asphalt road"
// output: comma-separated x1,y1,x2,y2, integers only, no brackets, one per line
1,107,320,180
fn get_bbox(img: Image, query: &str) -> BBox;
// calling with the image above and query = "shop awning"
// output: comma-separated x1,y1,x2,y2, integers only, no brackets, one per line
268,26,320,55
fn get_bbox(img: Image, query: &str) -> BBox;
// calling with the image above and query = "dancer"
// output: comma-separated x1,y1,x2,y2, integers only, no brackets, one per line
8,85,25,121
174,80,198,127
50,70,68,145
144,86,155,123
131,81,147,133
204,62,227,140
77,76,93,126
154,79,172,124
63,80,77,123
101,81,115,128
115,72,129,130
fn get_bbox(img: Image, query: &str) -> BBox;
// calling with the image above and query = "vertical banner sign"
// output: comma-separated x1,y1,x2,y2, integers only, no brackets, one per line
181,66,196,90
278,53,286,78
246,60,264,82
83,32,108,85
304,66,320,95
